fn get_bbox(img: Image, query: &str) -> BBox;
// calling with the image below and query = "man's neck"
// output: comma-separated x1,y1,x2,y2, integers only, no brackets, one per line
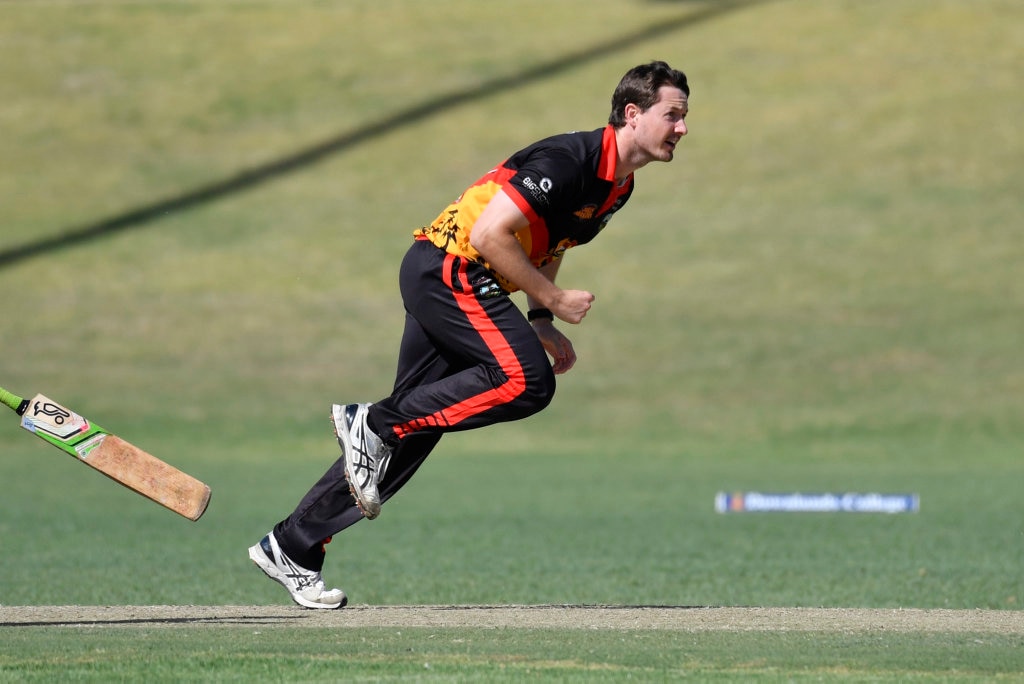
613,127,645,180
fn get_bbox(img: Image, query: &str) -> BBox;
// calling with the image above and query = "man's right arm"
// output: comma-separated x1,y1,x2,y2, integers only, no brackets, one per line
469,190,594,324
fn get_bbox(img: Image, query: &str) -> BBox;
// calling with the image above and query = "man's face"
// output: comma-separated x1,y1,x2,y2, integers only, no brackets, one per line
630,85,689,163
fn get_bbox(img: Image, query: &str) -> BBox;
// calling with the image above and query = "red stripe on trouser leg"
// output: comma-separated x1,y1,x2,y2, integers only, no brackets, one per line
392,255,526,439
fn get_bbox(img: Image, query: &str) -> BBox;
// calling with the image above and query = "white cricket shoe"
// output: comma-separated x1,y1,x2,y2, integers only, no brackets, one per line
248,532,347,610
332,403,392,520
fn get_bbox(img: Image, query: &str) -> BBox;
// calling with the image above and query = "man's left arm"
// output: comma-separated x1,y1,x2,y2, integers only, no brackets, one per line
527,259,579,375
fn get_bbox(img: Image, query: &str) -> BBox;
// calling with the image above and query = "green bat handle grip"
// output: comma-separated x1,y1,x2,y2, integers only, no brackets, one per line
0,386,28,415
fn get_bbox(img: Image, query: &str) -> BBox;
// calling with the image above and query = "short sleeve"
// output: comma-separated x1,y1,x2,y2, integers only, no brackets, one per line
504,149,585,218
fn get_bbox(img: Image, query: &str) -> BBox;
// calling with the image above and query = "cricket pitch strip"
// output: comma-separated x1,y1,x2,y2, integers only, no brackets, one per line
2,606,1023,633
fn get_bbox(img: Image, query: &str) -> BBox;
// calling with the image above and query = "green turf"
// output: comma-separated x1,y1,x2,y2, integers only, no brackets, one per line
1,0,1022,679
3,627,1023,682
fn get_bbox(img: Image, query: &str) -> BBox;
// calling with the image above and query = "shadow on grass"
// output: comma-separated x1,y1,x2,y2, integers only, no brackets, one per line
1,615,297,628
0,0,772,269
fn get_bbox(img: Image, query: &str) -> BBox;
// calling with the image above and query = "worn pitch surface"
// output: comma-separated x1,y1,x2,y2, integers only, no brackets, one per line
3,606,1022,633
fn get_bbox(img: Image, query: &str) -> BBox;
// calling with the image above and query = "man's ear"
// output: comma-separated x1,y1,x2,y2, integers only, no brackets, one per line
623,102,641,127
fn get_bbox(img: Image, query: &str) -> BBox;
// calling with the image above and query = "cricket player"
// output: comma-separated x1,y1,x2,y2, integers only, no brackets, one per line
250,61,690,608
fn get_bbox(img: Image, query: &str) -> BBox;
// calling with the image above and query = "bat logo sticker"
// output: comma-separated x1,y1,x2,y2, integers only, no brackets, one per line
33,400,71,426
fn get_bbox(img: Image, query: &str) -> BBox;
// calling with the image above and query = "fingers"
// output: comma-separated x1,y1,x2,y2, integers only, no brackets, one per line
532,307,581,373
554,289,595,324
552,349,577,374
547,335,577,375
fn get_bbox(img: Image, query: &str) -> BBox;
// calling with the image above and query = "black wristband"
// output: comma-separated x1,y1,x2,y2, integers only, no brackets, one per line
527,308,554,322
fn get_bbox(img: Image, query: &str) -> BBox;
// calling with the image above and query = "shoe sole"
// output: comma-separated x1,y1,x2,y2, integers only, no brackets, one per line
332,404,382,520
248,543,347,610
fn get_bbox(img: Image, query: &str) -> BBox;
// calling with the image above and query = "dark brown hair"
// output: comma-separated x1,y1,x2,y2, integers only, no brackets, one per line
608,61,689,128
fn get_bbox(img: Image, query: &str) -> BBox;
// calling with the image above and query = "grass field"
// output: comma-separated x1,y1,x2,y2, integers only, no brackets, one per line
1,0,1022,679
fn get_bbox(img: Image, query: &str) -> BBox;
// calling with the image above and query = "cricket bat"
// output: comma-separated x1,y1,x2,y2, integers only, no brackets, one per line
0,385,210,521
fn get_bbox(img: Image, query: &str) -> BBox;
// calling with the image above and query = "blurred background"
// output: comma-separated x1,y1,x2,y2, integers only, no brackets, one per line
0,0,1020,608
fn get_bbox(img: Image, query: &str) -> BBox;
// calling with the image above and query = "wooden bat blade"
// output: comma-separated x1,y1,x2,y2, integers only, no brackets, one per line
3,389,211,520
87,434,211,521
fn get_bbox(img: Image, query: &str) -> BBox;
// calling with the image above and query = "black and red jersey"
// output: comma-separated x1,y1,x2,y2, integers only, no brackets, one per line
414,125,634,292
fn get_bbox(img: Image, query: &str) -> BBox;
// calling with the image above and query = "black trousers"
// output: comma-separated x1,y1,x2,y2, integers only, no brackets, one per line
274,239,556,569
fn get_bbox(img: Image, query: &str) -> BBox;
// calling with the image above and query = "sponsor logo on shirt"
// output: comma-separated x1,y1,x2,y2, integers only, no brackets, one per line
521,176,552,206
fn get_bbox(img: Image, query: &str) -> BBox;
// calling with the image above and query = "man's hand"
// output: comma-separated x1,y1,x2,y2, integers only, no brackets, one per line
548,289,594,324
531,320,578,374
